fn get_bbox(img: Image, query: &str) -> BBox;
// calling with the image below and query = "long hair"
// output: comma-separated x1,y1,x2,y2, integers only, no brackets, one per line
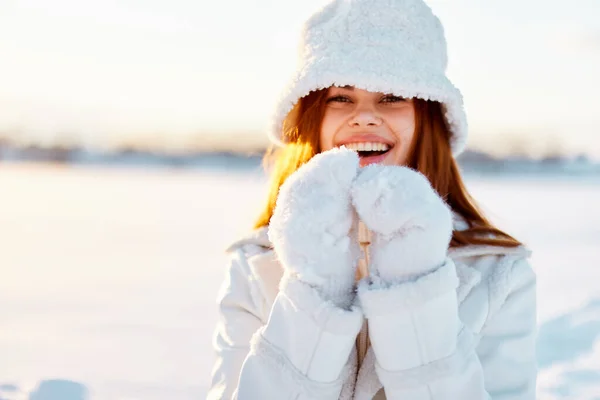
255,89,521,248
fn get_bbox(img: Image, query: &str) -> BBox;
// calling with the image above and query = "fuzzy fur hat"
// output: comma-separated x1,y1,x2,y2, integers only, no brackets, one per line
269,0,468,156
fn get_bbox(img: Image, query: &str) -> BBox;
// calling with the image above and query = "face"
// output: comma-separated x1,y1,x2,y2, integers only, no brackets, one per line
320,86,416,167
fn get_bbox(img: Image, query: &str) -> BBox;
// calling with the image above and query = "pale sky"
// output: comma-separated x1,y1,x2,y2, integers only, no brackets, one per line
0,0,599,157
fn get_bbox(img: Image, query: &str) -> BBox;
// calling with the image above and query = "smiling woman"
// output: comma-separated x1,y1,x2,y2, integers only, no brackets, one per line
208,0,537,399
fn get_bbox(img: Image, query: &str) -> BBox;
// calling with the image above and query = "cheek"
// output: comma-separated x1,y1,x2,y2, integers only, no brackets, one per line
319,112,338,151
389,109,415,148
386,110,416,165
389,111,416,140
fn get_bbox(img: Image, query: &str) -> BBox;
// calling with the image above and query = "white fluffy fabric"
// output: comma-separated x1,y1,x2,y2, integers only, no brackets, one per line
268,147,362,308
279,274,365,334
269,0,468,156
357,259,459,315
351,164,454,283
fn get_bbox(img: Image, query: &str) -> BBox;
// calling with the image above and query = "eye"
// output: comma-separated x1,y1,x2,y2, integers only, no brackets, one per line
380,95,406,103
326,95,352,103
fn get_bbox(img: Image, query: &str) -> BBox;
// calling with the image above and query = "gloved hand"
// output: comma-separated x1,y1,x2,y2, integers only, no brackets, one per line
351,164,453,284
268,147,361,308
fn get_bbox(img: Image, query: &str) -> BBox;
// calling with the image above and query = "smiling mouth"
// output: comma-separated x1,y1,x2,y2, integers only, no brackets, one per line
341,142,393,158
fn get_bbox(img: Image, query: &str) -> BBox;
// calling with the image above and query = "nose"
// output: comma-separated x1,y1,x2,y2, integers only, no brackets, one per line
348,108,382,127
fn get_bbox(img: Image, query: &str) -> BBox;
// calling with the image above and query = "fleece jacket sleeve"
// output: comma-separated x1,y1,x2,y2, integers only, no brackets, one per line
357,257,537,400
207,249,363,400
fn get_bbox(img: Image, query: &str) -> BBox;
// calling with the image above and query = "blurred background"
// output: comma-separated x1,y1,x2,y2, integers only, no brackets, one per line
1,0,599,399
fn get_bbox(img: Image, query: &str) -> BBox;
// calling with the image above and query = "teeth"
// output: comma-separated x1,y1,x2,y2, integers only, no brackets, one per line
343,142,390,152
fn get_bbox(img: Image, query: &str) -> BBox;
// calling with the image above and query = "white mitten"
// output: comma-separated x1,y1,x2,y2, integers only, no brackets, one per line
351,164,453,284
268,147,361,308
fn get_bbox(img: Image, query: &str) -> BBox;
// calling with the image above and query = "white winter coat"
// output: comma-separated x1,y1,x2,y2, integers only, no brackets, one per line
208,223,537,399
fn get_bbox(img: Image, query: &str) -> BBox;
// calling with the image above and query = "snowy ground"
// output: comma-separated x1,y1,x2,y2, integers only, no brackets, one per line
0,163,599,400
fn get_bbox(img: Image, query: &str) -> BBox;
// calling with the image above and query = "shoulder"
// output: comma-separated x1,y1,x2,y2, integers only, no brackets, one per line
222,227,274,277
222,228,276,285
450,243,533,278
215,228,276,321
226,227,273,259
450,245,535,317
221,227,283,315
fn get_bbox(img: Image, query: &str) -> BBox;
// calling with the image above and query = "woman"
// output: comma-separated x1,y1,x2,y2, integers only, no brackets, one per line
208,0,537,398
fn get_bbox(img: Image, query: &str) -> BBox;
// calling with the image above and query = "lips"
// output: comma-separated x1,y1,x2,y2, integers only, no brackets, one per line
337,136,394,166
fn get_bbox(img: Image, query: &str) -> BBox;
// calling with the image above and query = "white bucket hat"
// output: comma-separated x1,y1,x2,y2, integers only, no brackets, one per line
269,0,468,156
